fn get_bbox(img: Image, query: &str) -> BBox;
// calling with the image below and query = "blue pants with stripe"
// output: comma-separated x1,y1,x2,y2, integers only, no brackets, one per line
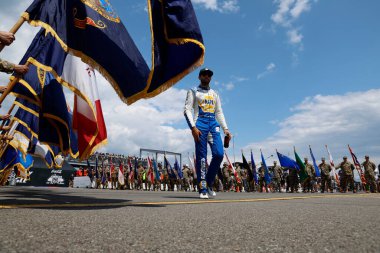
195,117,224,192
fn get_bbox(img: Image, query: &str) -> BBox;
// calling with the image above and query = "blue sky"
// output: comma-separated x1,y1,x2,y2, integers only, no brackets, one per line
1,0,380,165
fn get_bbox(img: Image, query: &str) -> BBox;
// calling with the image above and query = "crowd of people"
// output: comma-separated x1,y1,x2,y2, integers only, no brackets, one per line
69,153,380,194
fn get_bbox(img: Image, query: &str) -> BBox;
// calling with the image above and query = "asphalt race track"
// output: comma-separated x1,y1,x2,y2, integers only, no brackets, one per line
0,187,379,253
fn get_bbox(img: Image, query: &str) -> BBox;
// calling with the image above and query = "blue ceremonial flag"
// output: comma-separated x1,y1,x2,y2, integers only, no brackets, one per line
251,150,258,184
174,156,183,179
164,156,175,178
28,138,55,168
10,29,48,105
260,150,271,184
39,71,72,154
0,146,18,183
24,0,149,104
132,0,205,102
309,146,321,177
241,152,253,181
24,0,204,105
14,151,34,179
152,159,160,181
277,151,300,171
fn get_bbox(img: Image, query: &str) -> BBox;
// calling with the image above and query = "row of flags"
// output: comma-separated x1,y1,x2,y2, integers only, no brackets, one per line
237,144,366,185
0,0,205,182
90,154,185,185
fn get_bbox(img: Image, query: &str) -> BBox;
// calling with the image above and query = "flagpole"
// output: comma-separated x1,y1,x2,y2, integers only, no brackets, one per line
233,135,236,165
0,103,17,157
0,62,31,105
0,16,26,52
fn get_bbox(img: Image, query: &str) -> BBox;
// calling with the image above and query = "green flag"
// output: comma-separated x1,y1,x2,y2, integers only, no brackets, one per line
294,147,308,182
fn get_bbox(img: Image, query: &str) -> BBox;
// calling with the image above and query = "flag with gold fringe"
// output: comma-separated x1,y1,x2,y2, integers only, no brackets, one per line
23,0,204,105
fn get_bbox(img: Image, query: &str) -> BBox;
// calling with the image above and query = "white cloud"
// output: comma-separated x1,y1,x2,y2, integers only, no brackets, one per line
224,82,235,91
244,89,380,164
271,0,295,27
94,74,193,156
290,0,311,19
192,0,240,13
271,0,313,47
287,28,303,44
257,62,276,80
231,75,249,82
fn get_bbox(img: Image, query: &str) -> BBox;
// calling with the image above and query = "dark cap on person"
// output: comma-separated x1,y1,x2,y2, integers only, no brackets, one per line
365,155,369,158
199,68,213,76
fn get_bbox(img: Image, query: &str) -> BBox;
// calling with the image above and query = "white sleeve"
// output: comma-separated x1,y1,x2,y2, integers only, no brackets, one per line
184,89,195,129
215,92,228,131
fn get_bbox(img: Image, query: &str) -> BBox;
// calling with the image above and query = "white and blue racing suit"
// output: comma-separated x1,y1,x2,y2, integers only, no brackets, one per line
184,85,228,192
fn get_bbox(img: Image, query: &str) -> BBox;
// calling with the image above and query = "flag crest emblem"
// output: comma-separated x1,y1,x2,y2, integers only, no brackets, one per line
81,0,120,23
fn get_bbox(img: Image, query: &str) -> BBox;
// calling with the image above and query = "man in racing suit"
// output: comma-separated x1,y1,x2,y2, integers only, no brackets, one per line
184,68,231,199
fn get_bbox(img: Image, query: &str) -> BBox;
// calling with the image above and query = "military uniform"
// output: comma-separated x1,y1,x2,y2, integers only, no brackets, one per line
137,165,145,190
0,58,14,73
288,167,299,193
318,162,332,193
336,160,355,192
111,168,117,189
271,164,282,192
235,165,242,192
303,163,315,192
362,160,377,193
161,166,169,191
182,166,191,191
240,168,248,192
222,164,233,191
258,166,268,192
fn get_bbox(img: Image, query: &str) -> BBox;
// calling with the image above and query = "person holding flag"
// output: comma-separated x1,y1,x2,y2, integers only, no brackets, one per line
318,158,333,193
303,158,316,193
336,156,356,193
184,68,231,199
258,162,269,193
361,155,378,193
0,30,29,75
271,161,283,193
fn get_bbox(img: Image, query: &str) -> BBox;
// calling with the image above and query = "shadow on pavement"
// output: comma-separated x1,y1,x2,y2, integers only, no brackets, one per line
0,187,164,210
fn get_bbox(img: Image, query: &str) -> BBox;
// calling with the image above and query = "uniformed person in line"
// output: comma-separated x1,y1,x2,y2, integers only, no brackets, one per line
303,158,315,193
288,166,299,193
182,164,191,192
111,166,118,190
137,164,145,190
318,157,333,193
222,162,233,192
240,167,248,192
235,164,242,192
160,163,169,191
336,156,356,193
361,155,378,193
271,161,282,193
258,162,269,193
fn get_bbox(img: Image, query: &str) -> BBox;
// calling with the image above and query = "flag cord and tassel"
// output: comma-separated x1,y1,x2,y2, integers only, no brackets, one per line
0,16,26,52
